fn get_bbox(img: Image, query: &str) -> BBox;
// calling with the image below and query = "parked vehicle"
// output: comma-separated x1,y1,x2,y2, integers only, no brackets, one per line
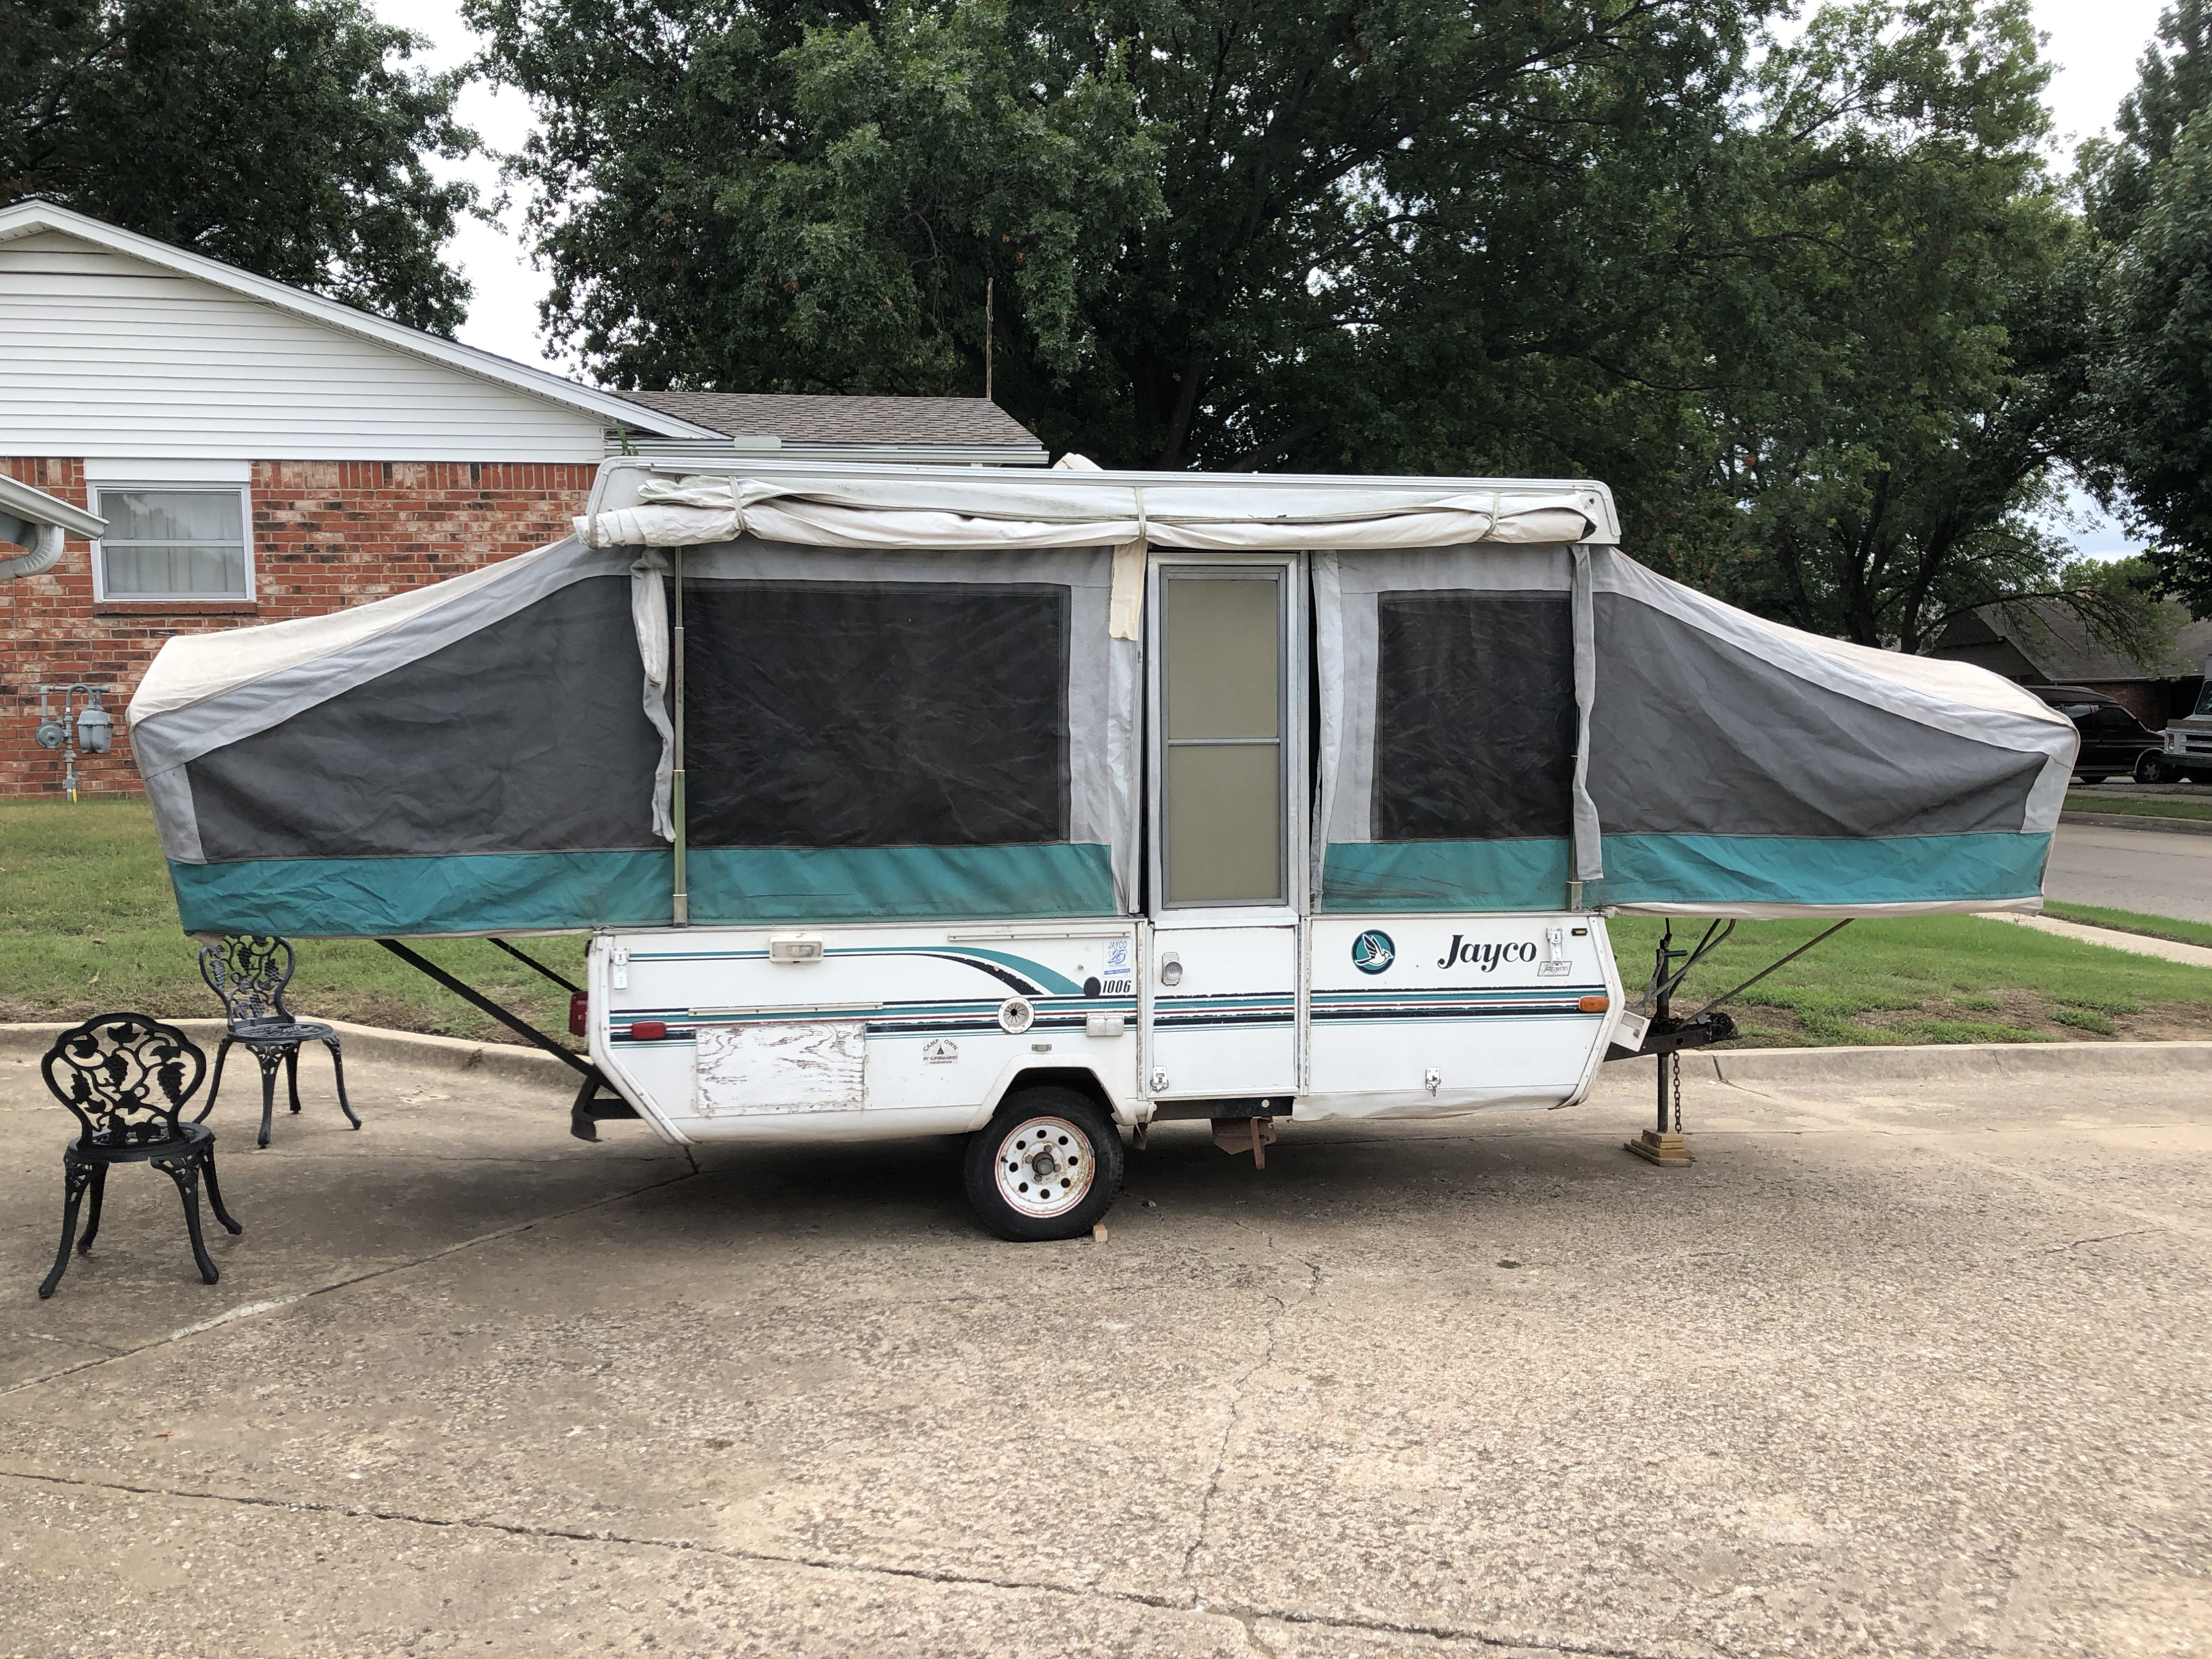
128,460,2077,1240
2022,685,2166,784
2145,680,2212,784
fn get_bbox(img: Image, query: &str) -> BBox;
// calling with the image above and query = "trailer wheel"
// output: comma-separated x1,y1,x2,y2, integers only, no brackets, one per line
964,1087,1123,1242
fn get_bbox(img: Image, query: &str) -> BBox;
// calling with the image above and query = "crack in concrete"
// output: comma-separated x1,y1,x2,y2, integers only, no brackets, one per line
0,1466,1679,1658
1180,1221,1326,1599
1,1165,703,1399
2040,1225,2168,1253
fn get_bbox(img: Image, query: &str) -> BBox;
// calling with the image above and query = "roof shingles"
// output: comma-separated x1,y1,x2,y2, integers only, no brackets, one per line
613,391,1040,449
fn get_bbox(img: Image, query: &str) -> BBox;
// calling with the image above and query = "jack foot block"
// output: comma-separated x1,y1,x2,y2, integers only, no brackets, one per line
1214,1117,1277,1168
1625,1129,1694,1166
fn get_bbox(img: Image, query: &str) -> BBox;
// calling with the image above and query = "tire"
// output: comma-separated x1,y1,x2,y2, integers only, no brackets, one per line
963,1086,1123,1242
2075,774,2107,785
2136,751,2174,785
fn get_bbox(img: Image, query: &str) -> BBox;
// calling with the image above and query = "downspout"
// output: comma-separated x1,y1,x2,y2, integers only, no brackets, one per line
0,523,62,581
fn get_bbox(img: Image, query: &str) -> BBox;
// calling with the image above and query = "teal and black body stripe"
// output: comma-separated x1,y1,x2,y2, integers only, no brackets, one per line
1150,993,1296,1032
1311,986,1606,1024
612,992,1138,1046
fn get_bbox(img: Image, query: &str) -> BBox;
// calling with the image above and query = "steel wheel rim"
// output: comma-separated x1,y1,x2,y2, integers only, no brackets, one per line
993,1114,1097,1218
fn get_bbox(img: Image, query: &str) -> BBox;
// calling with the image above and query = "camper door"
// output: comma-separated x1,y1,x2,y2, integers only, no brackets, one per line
1143,554,1305,1102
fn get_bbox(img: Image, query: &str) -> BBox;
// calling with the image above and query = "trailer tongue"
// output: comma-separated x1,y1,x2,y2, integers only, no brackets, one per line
128,460,2078,1238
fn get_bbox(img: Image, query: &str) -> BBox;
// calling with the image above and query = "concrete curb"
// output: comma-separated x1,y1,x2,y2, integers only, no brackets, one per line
1983,910,2212,968
0,1018,573,1087
6,1020,2210,1090
1671,1040,2212,1085
2060,810,2212,836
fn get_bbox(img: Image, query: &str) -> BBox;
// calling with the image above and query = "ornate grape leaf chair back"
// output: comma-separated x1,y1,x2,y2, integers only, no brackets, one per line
198,934,357,1147
38,1013,242,1298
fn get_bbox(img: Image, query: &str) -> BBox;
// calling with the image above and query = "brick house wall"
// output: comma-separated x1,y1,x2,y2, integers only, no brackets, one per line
1,457,595,798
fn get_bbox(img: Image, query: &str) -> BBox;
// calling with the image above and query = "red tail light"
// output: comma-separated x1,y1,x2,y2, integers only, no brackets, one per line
568,990,588,1036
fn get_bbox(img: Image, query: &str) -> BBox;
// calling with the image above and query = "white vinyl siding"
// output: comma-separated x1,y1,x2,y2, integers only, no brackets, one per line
92,483,254,601
0,232,611,462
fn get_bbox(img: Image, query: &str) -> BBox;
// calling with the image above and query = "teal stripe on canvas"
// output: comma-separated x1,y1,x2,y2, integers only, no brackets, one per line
685,843,1117,923
1322,833,2052,912
168,842,1121,936
169,849,677,936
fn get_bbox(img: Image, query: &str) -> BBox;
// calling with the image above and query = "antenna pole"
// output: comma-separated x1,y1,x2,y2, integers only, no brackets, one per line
984,276,994,401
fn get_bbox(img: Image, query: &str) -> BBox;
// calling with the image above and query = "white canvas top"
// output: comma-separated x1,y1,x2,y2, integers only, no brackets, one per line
573,457,1617,550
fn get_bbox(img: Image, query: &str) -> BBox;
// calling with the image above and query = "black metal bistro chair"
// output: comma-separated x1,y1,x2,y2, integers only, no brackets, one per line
198,935,358,1148
39,1013,242,1298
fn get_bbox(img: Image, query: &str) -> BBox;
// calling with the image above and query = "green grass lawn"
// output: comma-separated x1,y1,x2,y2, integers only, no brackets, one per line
8,799,2212,1047
2064,791,2212,821
1606,914,2212,1045
0,799,583,1046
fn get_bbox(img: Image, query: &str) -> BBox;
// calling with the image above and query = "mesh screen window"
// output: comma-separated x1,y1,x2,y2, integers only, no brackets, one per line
685,580,1072,847
1371,592,1575,841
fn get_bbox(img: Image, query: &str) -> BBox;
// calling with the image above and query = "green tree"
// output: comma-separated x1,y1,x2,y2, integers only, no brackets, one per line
4,0,478,332
2088,112,2212,614
469,0,1765,472
2080,0,2212,615
479,0,2124,650
1695,0,2122,651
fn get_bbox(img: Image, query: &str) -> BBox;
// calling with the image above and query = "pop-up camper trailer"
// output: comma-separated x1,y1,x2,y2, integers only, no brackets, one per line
129,459,2077,1238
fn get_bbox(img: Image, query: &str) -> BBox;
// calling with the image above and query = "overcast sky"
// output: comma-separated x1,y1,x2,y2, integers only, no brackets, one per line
374,0,2172,551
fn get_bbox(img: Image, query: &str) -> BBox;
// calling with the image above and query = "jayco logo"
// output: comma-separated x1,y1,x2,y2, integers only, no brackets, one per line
1350,930,1396,975
1438,935,1539,972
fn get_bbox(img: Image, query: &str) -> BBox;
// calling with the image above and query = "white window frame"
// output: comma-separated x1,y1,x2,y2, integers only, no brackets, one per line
89,482,257,603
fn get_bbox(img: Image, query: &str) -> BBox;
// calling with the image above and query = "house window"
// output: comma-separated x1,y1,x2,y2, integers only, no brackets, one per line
91,485,253,601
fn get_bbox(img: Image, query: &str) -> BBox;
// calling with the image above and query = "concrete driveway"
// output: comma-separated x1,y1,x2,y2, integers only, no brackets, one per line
2047,820,2212,921
2,1044,2207,1658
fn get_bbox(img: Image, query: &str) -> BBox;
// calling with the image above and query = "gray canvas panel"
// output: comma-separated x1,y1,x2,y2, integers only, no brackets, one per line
679,536,1134,903
1590,551,2074,831
132,539,635,782
1589,591,2044,836
1569,548,1601,881
187,575,660,860
142,764,202,864
1314,547,1578,851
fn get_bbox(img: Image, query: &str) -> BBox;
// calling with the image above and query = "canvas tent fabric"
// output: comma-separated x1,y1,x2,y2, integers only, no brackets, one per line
129,531,1140,936
129,461,2073,938
1314,546,2076,916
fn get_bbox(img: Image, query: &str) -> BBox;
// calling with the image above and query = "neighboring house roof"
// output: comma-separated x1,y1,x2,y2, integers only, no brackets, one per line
619,391,1044,458
1932,598,2212,683
0,200,724,458
0,201,1045,466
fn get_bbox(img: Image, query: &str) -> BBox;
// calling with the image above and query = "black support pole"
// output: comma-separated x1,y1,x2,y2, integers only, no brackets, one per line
486,936,584,996
374,938,593,1076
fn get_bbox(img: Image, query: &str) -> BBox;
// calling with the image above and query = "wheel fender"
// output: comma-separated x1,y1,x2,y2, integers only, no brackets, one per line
971,1058,1136,1131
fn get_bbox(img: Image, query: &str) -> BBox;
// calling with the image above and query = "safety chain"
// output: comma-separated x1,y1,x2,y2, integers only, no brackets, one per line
1670,1048,1682,1135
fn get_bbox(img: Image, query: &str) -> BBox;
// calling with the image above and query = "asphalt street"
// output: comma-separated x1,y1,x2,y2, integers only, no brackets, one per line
3,1041,2208,1657
2046,821,2212,921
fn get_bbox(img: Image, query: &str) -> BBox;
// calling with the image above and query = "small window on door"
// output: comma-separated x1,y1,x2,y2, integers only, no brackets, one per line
92,486,253,601
1159,567,1287,906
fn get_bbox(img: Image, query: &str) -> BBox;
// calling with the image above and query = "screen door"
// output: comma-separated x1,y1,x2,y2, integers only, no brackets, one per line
1146,562,1298,1099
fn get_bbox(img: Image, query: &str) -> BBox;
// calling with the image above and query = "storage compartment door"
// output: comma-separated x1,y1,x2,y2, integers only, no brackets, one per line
1146,925,1297,1100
